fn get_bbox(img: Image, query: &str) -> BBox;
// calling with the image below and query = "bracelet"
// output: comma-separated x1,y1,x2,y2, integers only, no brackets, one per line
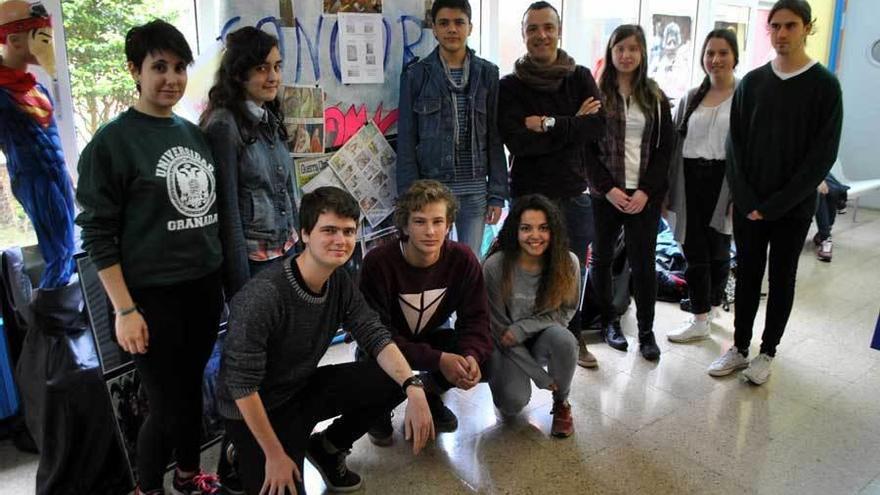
116,305,139,317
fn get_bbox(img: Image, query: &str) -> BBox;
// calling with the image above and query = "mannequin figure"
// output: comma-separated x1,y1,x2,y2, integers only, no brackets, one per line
0,0,75,288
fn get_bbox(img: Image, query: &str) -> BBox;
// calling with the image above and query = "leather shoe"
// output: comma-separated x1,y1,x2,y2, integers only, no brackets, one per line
603,321,628,351
639,332,661,361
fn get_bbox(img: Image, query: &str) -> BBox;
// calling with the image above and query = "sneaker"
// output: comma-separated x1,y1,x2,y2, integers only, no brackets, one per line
603,320,628,351
367,411,394,446
817,238,833,262
667,317,710,343
707,347,749,377
550,400,574,438
426,392,458,432
812,232,823,246
170,471,221,495
577,334,598,368
638,332,661,361
742,353,774,385
306,432,363,492
218,441,244,495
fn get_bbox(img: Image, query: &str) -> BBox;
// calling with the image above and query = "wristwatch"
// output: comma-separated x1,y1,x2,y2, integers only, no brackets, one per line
541,116,556,132
401,375,424,393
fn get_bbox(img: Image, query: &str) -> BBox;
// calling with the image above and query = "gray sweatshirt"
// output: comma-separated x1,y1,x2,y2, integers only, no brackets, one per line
482,251,580,387
217,255,392,419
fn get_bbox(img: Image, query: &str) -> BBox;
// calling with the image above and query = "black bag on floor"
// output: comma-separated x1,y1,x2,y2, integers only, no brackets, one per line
3,247,131,494
581,232,632,329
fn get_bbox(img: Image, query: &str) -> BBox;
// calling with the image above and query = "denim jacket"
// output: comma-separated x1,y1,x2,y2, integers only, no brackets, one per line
397,47,508,206
202,107,297,297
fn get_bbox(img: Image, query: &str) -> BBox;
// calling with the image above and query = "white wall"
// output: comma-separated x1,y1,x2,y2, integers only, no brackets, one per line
836,0,880,207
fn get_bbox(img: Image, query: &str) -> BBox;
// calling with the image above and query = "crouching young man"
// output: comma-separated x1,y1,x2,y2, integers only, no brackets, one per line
217,187,434,495
359,180,493,444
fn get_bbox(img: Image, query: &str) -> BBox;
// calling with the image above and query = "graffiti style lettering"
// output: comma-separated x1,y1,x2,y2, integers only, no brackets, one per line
325,103,399,147
399,15,426,67
295,16,324,82
256,16,284,60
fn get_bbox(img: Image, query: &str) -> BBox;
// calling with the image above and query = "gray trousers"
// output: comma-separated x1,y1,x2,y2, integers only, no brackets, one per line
487,325,578,415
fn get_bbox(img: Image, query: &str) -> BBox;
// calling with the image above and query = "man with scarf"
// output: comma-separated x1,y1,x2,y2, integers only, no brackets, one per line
0,0,75,288
397,0,507,257
498,1,605,367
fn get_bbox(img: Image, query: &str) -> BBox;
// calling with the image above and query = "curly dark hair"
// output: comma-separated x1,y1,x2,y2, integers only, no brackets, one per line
199,27,286,142
487,194,577,312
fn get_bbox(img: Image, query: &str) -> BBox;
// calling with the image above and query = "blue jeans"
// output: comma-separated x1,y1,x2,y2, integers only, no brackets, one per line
454,193,488,258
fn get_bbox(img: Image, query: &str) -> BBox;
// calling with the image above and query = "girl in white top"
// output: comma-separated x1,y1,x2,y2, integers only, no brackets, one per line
666,29,740,343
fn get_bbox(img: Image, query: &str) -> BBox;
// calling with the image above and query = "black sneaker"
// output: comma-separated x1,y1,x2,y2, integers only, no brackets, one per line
603,320,628,351
218,441,244,495
170,470,221,495
426,392,458,432
306,432,363,492
367,411,394,446
639,332,661,361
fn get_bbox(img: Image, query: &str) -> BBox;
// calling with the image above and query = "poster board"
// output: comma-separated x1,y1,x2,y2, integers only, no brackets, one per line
195,0,435,149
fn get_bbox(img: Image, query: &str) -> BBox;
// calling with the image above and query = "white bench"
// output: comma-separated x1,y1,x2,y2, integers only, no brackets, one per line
830,160,880,222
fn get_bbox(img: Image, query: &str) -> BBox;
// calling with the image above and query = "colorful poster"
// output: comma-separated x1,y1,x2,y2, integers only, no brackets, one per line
327,122,396,227
324,0,382,14
281,85,326,156
338,13,385,84
648,14,694,101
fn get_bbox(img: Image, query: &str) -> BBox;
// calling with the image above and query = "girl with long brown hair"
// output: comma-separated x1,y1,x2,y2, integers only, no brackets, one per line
483,194,580,438
589,24,674,361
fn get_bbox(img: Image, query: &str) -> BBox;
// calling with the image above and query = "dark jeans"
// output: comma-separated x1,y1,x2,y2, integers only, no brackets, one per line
732,211,812,357
552,193,595,334
129,271,223,491
356,327,488,393
815,192,838,240
683,159,731,314
591,196,661,334
224,362,404,495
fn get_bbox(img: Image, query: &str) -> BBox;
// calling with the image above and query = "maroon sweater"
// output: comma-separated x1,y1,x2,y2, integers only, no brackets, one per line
359,240,493,371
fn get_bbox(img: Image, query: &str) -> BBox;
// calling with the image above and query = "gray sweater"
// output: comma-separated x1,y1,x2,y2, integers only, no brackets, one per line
482,251,580,388
217,256,392,419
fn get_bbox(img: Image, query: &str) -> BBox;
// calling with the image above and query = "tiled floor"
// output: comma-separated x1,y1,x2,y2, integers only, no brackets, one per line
2,209,879,494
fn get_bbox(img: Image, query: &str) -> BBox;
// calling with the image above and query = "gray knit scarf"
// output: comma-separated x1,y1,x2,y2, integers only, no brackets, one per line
514,48,576,92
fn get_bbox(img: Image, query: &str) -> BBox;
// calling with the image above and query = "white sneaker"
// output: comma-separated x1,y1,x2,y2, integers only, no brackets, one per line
707,347,749,377
742,353,774,385
667,317,710,343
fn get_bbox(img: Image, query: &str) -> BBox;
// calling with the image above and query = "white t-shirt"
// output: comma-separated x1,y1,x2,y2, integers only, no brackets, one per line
682,95,732,160
771,59,817,80
622,95,646,189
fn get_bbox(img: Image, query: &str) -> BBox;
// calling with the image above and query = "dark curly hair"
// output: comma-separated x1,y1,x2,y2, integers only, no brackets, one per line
487,194,577,312
199,27,286,142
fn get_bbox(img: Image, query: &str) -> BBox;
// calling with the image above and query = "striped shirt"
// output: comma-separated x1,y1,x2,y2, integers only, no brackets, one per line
448,68,485,196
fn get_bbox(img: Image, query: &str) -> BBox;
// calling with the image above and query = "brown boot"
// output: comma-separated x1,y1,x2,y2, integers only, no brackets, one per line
550,400,574,438
577,333,598,368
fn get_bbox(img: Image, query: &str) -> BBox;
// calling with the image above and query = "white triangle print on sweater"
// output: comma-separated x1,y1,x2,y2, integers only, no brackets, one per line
399,288,447,335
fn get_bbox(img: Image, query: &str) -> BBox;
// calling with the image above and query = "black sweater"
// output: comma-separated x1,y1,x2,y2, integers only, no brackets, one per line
498,66,606,199
727,62,843,221
217,256,392,419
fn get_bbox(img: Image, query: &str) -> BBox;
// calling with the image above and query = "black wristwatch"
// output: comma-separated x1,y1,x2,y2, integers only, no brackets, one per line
401,375,424,393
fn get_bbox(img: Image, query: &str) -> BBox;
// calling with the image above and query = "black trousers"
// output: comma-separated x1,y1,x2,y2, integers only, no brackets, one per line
732,211,811,357
225,361,404,495
356,327,489,392
129,271,223,491
591,196,661,334
683,159,731,314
